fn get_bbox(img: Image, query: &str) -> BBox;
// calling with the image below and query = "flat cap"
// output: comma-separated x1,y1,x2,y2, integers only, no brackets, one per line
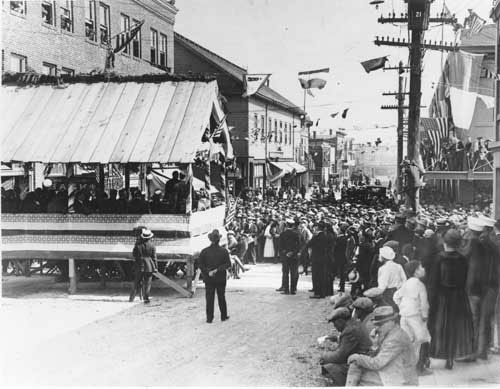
327,307,351,322
363,287,384,299
333,294,353,309
352,297,374,310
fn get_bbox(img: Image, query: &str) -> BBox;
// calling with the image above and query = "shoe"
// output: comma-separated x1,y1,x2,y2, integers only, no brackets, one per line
291,291,296,295
445,359,453,370
222,316,230,321
281,291,290,295
206,319,213,323
417,368,433,376
308,289,314,292
310,295,321,299
276,287,285,292
144,300,150,304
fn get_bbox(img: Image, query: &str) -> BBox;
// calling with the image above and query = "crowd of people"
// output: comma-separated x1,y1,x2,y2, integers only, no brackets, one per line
225,184,500,385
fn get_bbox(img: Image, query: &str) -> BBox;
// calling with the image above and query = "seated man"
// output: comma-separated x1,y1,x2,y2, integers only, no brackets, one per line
346,306,418,386
320,307,372,386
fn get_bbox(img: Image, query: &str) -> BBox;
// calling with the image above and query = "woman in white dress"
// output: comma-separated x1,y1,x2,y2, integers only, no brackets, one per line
263,221,276,260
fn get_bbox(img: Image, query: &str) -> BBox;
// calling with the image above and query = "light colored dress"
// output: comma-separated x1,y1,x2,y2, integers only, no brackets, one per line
263,224,275,258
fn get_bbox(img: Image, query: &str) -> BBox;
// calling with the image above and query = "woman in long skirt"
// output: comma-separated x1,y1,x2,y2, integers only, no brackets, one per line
263,221,276,261
428,229,474,369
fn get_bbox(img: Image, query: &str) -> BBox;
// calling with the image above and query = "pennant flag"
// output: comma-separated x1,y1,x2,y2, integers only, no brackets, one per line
330,112,339,118
342,108,349,119
114,20,144,53
298,67,329,90
361,56,388,73
443,3,452,18
421,117,450,164
464,9,486,36
306,88,315,97
242,74,271,98
316,119,320,127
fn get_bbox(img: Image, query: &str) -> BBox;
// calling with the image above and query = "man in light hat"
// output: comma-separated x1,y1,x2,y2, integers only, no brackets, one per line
129,228,157,304
377,246,406,311
346,306,418,386
320,307,372,386
199,229,232,323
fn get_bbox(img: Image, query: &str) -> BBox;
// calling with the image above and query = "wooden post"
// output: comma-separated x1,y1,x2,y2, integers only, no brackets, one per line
68,258,77,294
99,261,106,289
186,163,193,214
186,259,194,293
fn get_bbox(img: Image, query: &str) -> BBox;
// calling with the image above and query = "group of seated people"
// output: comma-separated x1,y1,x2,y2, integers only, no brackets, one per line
1,171,221,215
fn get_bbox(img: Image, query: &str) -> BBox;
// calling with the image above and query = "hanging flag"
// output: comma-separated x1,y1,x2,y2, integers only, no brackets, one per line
342,108,349,119
315,119,320,127
298,67,329,90
114,19,144,53
443,3,452,18
464,9,486,36
361,56,388,73
242,74,271,98
330,112,339,118
421,117,450,163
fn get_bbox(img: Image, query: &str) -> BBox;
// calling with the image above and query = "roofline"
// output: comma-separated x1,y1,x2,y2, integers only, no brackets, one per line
252,92,305,116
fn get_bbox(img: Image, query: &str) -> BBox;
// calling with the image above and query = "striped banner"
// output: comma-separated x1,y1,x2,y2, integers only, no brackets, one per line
421,117,449,165
224,197,237,226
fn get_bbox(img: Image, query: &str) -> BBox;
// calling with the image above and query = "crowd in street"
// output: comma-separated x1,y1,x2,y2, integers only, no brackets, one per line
225,184,500,386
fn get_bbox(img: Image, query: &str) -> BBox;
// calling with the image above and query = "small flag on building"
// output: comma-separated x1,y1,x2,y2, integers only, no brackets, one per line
342,108,349,119
361,56,388,73
421,117,450,164
464,9,486,36
242,74,271,98
298,67,329,90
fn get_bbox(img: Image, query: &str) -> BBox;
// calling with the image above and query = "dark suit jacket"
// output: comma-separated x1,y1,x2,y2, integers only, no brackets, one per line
133,239,157,273
199,243,231,283
322,319,371,365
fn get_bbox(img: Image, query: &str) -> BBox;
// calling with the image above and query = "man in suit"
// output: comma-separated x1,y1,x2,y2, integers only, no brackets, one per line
387,214,413,248
129,228,158,304
346,306,418,386
320,307,372,386
199,229,232,323
278,218,303,295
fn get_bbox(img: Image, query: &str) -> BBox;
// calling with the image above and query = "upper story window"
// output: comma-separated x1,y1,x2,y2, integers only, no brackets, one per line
132,19,141,58
150,28,158,64
289,124,293,144
99,3,110,44
85,1,96,41
253,113,258,129
274,120,278,143
159,33,167,68
10,53,27,72
284,124,288,144
268,118,272,139
60,0,73,32
120,14,130,54
10,1,26,16
41,1,54,25
260,116,265,132
42,62,57,76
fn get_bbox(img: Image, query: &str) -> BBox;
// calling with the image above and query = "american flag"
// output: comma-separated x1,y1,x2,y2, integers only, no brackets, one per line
224,197,237,226
465,10,486,37
421,117,450,165
483,67,500,81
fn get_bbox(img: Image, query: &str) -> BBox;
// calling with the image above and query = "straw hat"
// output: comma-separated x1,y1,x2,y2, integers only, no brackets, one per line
141,229,154,239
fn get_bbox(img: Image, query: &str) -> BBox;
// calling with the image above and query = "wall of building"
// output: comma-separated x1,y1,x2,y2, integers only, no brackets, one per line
2,0,176,75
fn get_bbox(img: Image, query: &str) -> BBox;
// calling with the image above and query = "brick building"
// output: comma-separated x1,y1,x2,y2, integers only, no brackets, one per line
2,0,177,76
174,32,308,193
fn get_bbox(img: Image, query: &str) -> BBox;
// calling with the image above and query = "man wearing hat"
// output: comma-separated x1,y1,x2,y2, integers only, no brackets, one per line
320,307,372,386
199,229,232,323
129,228,158,304
307,220,335,299
387,214,413,248
277,218,303,294
346,306,418,386
352,297,375,334
377,246,406,310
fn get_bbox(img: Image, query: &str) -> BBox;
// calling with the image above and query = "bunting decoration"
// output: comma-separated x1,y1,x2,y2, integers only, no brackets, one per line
421,117,450,166
242,74,271,98
361,56,388,73
330,112,339,118
114,20,145,53
225,196,237,226
316,119,320,127
298,67,330,90
342,108,349,119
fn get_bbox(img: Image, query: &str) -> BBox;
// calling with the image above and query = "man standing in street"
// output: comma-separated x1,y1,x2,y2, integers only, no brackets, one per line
308,221,335,299
278,219,303,295
129,228,157,304
199,229,231,323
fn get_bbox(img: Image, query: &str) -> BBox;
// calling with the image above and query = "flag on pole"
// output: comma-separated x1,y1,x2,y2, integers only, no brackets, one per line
242,74,271,97
114,20,144,53
298,67,330,90
464,9,486,36
361,56,388,73
342,108,349,119
316,119,320,127
421,117,450,163
330,112,339,118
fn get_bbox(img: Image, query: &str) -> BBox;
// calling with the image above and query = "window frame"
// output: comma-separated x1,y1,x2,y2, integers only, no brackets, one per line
274,120,278,143
42,61,57,76
132,18,142,58
150,28,158,65
99,2,110,45
10,1,26,16
10,53,27,73
61,67,74,76
284,123,288,145
60,0,73,33
159,33,167,68
85,1,97,41
41,0,55,26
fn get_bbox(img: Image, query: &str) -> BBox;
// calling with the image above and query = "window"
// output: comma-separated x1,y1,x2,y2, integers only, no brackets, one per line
61,67,74,76
268,118,272,140
132,19,141,58
289,124,293,144
159,33,167,68
261,116,265,132
253,114,258,129
85,1,96,41
274,120,278,143
284,124,288,144
99,3,110,44
60,0,73,32
120,14,130,54
42,62,57,76
150,28,158,64
10,1,26,15
10,53,26,72
41,1,54,25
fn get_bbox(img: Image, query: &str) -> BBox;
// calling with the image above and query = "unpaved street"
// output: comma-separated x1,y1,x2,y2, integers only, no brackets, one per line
2,264,500,386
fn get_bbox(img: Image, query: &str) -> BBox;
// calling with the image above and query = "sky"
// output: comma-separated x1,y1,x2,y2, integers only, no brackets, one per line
175,0,493,145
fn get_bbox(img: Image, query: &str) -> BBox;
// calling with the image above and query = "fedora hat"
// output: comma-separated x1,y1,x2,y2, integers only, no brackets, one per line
141,228,154,239
208,229,222,242
372,306,398,325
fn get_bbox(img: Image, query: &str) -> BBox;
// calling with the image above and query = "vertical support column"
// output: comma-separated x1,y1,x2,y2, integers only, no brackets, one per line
397,61,405,195
68,258,77,294
186,259,194,293
186,163,193,214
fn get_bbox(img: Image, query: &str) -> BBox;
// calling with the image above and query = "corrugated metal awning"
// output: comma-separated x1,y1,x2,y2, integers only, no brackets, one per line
1,80,232,164
270,161,307,174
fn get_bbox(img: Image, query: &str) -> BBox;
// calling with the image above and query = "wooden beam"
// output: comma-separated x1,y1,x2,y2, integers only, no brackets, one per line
153,271,192,298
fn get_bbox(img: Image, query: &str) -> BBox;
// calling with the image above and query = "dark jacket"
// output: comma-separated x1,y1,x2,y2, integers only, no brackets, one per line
279,228,302,260
199,243,231,283
322,319,372,365
132,239,158,273
307,231,334,264
387,224,412,248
